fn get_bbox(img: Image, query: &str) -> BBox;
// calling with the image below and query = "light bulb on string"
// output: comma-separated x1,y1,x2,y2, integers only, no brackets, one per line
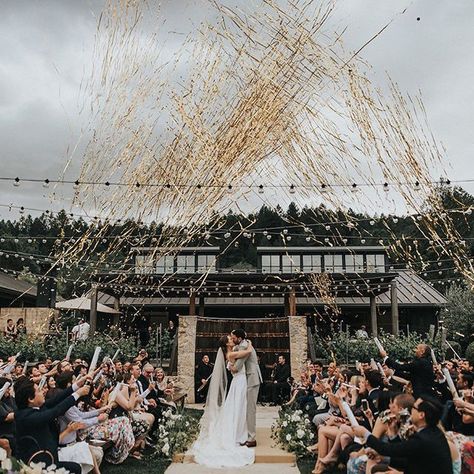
258,185,264,194
351,183,358,193
413,181,421,191
13,177,20,187
43,179,50,188
289,184,295,194
383,182,389,192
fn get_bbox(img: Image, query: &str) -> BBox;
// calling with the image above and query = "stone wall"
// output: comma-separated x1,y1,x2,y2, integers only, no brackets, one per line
176,315,197,403
288,316,308,380
0,307,58,336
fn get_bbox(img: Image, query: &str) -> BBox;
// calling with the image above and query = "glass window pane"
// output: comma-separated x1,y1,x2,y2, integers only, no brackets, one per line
375,254,385,272
282,255,292,273
262,255,271,273
366,254,376,272
345,254,355,272
324,254,333,272
333,254,343,272
271,255,280,272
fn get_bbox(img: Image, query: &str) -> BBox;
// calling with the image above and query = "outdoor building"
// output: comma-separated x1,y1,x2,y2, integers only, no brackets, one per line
97,245,446,335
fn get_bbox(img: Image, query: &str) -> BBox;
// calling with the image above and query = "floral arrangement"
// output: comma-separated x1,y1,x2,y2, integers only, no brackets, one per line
0,447,69,474
271,407,315,458
152,408,201,459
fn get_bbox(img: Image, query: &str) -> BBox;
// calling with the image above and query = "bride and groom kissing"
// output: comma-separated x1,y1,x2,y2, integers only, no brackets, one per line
192,329,263,468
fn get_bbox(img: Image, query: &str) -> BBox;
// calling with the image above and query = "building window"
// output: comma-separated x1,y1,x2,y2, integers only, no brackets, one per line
155,255,175,274
197,254,217,273
345,254,364,273
324,254,343,272
261,254,280,273
282,255,300,273
176,254,195,273
135,255,154,274
302,254,321,273
366,254,385,272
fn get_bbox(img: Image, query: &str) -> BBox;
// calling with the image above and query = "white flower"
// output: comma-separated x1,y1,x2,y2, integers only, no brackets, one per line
162,442,170,455
0,447,6,461
291,414,301,422
185,421,190,427
304,418,310,425
296,410,303,415
282,421,288,427
286,434,292,441
1,458,12,470
309,433,314,439
296,429,305,439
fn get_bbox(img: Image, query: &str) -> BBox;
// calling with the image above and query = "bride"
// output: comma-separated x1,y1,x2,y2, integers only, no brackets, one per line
192,334,256,468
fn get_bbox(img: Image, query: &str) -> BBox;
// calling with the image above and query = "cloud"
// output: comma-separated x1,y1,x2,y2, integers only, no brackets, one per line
0,0,472,220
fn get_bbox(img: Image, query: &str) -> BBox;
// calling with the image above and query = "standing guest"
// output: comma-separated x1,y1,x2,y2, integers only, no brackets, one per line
4,319,17,340
136,314,150,348
196,355,213,402
270,355,291,405
379,343,435,398
14,376,90,474
353,395,453,474
355,325,369,339
16,318,26,336
71,319,90,342
167,320,177,339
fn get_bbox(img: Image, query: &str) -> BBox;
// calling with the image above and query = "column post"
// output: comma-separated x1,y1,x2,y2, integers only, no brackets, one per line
90,284,98,335
390,281,399,336
289,287,297,316
189,291,196,316
198,295,205,317
370,294,378,337
177,315,197,403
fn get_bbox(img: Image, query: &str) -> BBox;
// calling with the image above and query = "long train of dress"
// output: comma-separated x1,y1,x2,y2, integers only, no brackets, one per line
192,370,255,468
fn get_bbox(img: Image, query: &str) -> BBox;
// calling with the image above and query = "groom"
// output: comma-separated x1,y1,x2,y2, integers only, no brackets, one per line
231,328,263,447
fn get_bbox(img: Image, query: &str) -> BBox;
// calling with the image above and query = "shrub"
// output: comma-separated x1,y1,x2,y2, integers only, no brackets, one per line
465,342,474,366
314,330,424,364
152,407,201,459
271,407,315,458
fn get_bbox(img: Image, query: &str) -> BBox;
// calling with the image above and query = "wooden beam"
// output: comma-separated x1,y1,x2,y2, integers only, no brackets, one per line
390,282,399,336
370,294,378,337
284,292,290,317
90,284,98,335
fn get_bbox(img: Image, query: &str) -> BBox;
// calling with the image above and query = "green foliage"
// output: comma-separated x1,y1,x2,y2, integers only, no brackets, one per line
465,342,474,366
0,334,137,362
313,330,425,363
271,406,315,458
442,284,474,348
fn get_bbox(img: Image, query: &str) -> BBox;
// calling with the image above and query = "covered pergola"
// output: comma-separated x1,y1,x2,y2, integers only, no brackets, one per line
90,270,401,336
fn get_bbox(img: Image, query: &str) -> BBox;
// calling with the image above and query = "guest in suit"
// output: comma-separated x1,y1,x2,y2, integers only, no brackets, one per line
196,355,213,402
353,395,452,474
379,343,435,398
270,355,291,405
14,376,90,474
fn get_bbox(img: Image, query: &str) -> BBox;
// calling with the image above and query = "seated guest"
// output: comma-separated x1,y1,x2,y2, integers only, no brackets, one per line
0,378,17,454
353,395,453,474
14,375,90,474
270,355,291,405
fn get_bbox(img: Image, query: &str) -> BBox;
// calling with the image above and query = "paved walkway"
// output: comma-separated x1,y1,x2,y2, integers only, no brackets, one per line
166,405,299,473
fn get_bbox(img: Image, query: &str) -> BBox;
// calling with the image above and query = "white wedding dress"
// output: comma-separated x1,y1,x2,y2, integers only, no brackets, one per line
192,349,255,468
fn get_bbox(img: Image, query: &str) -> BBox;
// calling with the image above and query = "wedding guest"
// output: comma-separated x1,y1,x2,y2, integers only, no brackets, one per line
270,355,291,405
379,343,435,398
196,355,213,402
353,395,452,474
4,319,17,340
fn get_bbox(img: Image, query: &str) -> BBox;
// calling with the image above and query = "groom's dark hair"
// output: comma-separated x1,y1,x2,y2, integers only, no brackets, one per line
232,328,246,339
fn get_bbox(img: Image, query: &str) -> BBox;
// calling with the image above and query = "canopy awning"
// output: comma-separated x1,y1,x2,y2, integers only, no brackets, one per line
56,296,120,314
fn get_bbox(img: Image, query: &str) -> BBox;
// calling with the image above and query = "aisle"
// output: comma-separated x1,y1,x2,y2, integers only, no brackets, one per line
166,405,298,473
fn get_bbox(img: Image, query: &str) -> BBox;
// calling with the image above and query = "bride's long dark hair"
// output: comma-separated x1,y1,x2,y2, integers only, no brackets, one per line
218,335,229,355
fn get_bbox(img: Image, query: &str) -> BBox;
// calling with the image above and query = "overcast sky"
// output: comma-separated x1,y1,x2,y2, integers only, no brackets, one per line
0,0,473,221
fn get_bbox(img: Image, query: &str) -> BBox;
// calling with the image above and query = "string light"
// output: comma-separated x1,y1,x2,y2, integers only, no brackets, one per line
0,175,469,189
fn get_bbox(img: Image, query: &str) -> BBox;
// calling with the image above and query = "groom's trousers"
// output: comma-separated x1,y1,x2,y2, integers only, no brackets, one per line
247,384,259,441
